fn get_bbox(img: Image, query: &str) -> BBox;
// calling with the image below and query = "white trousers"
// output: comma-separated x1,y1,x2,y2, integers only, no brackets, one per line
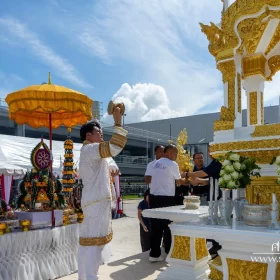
78,245,104,280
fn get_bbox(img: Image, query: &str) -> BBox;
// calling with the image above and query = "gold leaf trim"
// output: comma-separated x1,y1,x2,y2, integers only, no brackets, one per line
79,231,113,246
251,123,280,137
249,92,257,125
99,142,112,158
238,73,241,113
208,266,223,280
170,235,191,261
110,133,127,148
195,238,208,260
265,23,280,55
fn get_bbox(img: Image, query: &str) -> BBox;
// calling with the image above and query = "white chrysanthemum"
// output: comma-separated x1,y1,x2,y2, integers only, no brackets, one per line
220,169,225,176
239,173,244,179
277,177,280,185
231,171,239,180
227,180,236,189
218,177,224,185
225,165,234,173
240,163,246,170
276,156,280,165
222,159,231,166
223,174,231,182
229,153,240,161
277,167,280,174
233,162,241,171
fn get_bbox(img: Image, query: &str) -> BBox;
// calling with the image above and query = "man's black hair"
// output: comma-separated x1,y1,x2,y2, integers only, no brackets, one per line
80,120,102,141
164,144,176,153
154,145,164,153
193,152,204,160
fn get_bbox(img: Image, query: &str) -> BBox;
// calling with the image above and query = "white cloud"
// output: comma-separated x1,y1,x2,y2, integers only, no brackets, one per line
76,0,224,123
0,72,24,98
0,17,91,88
103,83,186,125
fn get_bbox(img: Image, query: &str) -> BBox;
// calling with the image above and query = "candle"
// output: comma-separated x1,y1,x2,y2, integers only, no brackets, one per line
215,179,219,201
272,193,277,204
209,177,213,202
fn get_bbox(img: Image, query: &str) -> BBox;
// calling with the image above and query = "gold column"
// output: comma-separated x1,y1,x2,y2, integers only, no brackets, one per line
261,92,264,125
237,73,241,113
249,92,257,125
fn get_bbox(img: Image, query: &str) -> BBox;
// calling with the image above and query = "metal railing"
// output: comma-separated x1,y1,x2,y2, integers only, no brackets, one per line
0,98,8,109
114,155,152,166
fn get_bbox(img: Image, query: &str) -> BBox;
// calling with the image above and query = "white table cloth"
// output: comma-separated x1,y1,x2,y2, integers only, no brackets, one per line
0,224,79,280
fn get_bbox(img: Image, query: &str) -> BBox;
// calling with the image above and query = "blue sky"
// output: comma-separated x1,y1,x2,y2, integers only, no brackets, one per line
0,0,279,124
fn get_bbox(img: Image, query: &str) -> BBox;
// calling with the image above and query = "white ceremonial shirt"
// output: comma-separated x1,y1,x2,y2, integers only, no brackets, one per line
150,157,181,196
79,126,128,247
145,159,156,176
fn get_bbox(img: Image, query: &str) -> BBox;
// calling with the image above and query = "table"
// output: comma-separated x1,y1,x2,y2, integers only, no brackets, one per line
0,224,79,280
143,206,280,280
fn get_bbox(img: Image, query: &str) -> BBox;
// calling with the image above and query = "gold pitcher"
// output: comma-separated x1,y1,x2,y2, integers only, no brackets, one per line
107,101,125,115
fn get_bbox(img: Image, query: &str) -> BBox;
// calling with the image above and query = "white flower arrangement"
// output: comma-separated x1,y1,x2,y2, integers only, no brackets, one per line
271,156,280,184
218,152,261,189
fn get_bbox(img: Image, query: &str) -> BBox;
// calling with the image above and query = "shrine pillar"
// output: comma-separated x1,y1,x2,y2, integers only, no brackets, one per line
242,54,266,126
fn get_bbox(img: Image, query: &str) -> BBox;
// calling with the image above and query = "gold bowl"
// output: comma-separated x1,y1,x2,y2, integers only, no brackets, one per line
0,223,6,236
63,215,69,225
184,196,201,209
77,213,84,223
20,220,31,232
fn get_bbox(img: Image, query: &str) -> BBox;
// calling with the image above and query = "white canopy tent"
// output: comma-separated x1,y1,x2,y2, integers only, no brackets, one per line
0,134,82,174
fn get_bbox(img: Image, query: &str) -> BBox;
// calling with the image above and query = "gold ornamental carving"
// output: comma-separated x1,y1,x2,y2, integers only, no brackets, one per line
261,92,264,125
210,138,280,152
265,23,280,55
236,14,269,55
208,266,223,280
211,150,280,164
217,60,236,84
227,258,268,280
251,123,280,137
195,238,208,260
267,55,280,81
170,235,191,261
237,73,241,113
220,106,235,121
242,54,266,79
214,120,234,131
249,92,257,125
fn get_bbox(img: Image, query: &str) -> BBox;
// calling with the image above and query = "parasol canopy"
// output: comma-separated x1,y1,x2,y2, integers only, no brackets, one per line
5,73,93,129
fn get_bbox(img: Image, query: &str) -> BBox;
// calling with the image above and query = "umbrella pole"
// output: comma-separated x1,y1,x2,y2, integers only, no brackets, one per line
49,113,55,227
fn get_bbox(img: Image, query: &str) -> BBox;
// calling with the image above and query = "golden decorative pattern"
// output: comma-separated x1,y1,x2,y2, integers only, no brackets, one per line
276,263,280,280
236,14,269,55
267,55,280,81
261,92,264,125
99,142,112,158
217,60,236,84
110,133,127,149
251,123,280,137
242,54,266,78
195,238,208,260
170,235,191,261
212,150,280,164
210,138,280,152
214,120,234,131
210,256,222,266
216,49,234,62
249,92,258,125
237,73,241,113
220,106,235,121
79,231,113,246
208,266,223,280
227,258,268,280
200,22,238,59
81,196,111,209
265,23,280,55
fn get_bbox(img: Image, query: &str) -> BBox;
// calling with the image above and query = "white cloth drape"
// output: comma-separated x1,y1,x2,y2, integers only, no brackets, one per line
0,224,79,280
1,175,13,204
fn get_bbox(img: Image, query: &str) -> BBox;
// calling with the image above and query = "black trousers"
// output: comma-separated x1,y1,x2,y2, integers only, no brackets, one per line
140,225,151,252
149,195,176,258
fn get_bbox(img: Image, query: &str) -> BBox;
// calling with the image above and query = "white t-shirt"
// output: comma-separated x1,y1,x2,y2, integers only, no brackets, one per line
145,159,156,176
150,157,181,196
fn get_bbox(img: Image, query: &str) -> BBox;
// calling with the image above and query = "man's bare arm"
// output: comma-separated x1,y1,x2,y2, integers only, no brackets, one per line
188,170,208,178
145,176,152,184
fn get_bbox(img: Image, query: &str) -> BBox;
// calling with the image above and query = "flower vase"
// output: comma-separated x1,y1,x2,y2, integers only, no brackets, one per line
233,188,248,221
218,189,233,226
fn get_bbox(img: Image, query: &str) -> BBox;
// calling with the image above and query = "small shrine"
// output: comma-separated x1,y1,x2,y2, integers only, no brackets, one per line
16,139,65,209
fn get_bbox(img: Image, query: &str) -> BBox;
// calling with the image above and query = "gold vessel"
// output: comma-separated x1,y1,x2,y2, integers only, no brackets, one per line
20,220,31,232
0,223,6,236
77,213,84,223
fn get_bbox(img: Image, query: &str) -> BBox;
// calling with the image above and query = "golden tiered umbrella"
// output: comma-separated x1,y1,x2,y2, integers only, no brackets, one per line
5,73,93,176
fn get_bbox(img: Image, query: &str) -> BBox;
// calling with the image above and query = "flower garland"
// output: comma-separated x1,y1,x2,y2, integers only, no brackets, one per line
218,151,261,189
270,156,280,184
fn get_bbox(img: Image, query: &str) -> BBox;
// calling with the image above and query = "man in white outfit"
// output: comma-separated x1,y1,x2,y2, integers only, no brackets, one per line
78,106,127,280
145,145,164,185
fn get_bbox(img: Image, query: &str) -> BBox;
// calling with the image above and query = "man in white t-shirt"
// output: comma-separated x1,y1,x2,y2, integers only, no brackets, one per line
145,145,164,184
149,144,187,262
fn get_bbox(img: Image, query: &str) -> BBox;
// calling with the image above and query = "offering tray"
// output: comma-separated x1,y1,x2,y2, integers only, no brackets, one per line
183,195,201,210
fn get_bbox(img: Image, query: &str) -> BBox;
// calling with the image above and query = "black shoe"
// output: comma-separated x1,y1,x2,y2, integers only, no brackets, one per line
209,245,222,255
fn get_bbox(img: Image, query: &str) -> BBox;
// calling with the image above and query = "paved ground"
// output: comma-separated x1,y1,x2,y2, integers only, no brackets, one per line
59,199,167,280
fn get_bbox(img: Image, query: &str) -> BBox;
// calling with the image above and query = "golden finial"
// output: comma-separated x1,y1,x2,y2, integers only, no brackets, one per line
48,72,51,85
168,140,173,144
94,112,98,119
67,128,72,133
